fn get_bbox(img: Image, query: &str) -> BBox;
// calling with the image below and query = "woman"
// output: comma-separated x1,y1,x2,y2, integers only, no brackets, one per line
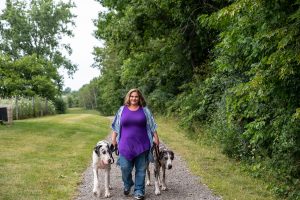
111,88,159,200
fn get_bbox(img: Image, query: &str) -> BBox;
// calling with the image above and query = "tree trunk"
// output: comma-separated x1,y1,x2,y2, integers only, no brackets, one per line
45,98,48,115
32,97,35,117
93,89,97,109
15,97,19,120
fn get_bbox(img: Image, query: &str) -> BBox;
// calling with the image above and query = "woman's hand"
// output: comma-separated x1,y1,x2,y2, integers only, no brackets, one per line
153,132,160,146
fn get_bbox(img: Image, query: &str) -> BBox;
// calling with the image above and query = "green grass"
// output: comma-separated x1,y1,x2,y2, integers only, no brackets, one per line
66,107,100,115
0,108,278,200
0,110,110,200
156,116,277,200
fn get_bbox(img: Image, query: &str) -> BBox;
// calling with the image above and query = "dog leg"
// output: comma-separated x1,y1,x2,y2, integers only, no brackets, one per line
157,167,162,187
93,167,101,197
154,165,161,195
146,165,151,186
108,167,112,190
104,169,111,198
158,172,162,187
161,166,167,191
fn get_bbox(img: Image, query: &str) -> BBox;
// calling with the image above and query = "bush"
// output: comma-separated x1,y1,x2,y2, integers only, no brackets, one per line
54,98,66,114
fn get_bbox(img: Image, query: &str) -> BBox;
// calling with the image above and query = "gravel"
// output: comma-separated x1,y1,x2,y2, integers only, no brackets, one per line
74,136,222,200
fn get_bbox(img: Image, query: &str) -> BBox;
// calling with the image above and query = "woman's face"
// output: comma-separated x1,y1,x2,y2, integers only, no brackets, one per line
129,91,140,106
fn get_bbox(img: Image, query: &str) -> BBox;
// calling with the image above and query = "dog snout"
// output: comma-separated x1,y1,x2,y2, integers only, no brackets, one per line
167,165,172,169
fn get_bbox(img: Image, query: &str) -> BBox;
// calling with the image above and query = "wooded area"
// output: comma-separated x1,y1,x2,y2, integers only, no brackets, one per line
0,0,76,100
0,0,299,199
85,0,299,199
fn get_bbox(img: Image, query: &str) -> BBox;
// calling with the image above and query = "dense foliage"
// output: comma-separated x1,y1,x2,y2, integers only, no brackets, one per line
82,0,300,198
92,0,228,114
53,97,66,114
78,78,99,110
0,54,60,99
200,2,300,198
0,0,76,99
62,87,79,108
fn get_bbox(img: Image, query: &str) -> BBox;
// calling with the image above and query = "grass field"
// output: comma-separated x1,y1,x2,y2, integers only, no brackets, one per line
0,108,277,200
0,108,110,200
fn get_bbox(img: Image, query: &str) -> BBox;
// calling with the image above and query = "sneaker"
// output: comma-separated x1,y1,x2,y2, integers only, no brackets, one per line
123,188,130,196
124,182,134,196
134,194,144,200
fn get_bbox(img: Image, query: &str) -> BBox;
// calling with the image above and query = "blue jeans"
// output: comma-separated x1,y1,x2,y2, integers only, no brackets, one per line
118,150,149,196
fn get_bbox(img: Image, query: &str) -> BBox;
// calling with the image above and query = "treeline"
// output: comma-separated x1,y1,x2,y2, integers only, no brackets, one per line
82,0,299,198
62,81,99,110
0,0,76,113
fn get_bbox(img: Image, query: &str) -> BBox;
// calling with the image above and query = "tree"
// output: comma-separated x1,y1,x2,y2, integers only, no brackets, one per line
63,87,72,95
93,0,300,198
0,54,60,99
77,78,101,110
199,1,300,198
93,0,226,113
0,0,77,75
0,0,77,99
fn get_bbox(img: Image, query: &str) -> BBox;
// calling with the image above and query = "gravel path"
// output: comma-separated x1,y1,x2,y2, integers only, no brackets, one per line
74,136,222,200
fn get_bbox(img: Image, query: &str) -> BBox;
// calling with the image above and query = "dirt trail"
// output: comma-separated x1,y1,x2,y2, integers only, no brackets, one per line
74,139,222,200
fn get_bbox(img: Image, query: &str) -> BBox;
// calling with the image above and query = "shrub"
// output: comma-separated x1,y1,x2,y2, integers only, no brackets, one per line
54,98,67,114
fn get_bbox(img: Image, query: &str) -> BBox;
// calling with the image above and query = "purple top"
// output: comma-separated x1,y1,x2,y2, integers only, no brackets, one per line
119,106,150,160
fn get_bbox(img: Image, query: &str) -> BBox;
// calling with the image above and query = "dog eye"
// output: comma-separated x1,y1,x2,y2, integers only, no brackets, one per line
164,157,168,160
102,150,106,154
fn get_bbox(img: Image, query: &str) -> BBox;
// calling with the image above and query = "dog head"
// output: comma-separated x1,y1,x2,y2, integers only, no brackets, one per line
159,150,174,169
94,140,115,165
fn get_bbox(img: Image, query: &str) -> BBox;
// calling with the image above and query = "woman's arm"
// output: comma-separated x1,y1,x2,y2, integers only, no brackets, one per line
111,131,118,147
111,106,124,147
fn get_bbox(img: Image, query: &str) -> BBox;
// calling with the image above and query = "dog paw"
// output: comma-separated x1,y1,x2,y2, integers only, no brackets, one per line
155,189,161,195
109,185,112,190
104,192,111,198
161,186,168,191
93,190,100,197
146,180,151,186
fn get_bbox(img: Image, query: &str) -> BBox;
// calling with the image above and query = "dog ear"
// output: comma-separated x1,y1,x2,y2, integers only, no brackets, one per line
169,151,174,160
94,145,101,156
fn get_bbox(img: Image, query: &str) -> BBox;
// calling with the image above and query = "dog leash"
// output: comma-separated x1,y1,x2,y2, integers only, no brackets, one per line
154,143,161,167
112,145,119,156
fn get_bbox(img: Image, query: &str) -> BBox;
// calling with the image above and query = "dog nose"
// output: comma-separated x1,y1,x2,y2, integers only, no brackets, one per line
168,165,172,169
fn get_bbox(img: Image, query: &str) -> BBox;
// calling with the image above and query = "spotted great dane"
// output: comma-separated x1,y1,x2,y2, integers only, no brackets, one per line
146,143,175,195
92,140,115,198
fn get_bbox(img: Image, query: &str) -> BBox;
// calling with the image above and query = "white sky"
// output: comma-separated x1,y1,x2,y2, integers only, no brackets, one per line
0,0,105,91
60,0,104,91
